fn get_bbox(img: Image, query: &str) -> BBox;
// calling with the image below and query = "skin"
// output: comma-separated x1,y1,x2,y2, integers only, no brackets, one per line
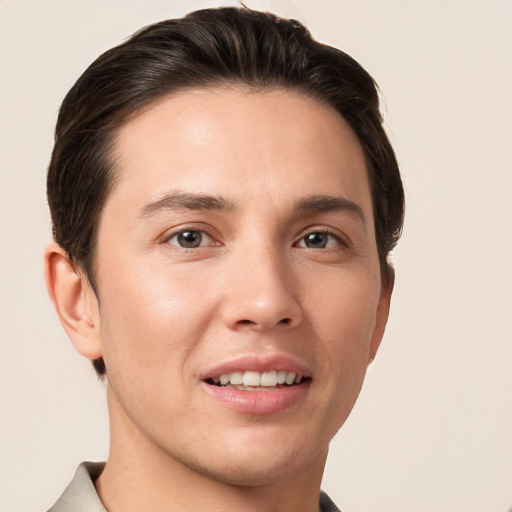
45,87,392,512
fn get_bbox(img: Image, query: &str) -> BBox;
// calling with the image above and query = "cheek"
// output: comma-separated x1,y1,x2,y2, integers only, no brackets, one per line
309,268,379,335
95,266,211,429
96,257,217,380
307,270,380,377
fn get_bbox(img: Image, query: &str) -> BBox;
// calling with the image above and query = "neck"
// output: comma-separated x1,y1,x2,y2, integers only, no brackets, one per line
96,387,327,512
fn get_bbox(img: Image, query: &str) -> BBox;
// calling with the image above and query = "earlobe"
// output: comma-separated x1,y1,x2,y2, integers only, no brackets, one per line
368,270,395,365
44,243,102,360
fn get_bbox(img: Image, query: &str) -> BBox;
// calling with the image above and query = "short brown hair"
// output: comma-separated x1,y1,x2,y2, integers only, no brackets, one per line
47,7,404,376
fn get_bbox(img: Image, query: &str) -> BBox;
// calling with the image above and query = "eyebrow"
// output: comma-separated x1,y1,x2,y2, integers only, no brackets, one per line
294,194,366,225
139,191,234,218
139,191,366,225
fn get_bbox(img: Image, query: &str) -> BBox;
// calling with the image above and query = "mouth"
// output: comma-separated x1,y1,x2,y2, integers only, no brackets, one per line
201,358,312,414
205,370,310,391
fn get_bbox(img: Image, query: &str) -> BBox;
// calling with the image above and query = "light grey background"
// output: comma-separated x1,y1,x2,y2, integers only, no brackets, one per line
1,1,511,511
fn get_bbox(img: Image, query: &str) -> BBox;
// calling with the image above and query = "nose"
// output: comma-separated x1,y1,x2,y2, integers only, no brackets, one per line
220,245,303,332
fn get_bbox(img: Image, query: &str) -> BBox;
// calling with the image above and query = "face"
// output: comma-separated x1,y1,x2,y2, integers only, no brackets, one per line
92,87,390,485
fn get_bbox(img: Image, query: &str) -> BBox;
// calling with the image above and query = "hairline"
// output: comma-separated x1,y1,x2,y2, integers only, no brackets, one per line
84,82,384,280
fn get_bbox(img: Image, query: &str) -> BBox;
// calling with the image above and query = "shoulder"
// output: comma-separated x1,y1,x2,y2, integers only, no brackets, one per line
47,462,106,512
47,463,341,512
319,490,342,512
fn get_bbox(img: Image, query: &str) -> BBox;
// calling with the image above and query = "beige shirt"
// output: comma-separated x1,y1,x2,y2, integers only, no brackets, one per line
48,462,341,512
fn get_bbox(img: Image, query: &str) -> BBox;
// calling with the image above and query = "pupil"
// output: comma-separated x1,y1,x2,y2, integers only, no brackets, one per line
179,230,201,248
306,232,327,248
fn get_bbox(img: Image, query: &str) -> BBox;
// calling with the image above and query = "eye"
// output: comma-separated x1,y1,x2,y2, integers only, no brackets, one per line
167,229,215,249
297,231,342,249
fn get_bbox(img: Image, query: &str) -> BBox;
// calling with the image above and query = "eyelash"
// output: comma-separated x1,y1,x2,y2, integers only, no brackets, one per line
294,229,346,250
164,228,219,249
163,226,347,251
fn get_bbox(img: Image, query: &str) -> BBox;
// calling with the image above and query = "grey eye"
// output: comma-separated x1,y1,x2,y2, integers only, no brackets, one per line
304,233,328,249
303,232,329,248
298,231,341,249
170,230,204,248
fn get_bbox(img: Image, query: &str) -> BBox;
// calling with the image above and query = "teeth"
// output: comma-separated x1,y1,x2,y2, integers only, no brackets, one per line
242,371,260,387
229,371,243,385
217,370,301,387
260,371,277,387
285,372,296,385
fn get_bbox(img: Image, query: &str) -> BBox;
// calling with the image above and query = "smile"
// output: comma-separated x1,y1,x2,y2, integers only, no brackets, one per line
206,370,306,390
201,358,312,414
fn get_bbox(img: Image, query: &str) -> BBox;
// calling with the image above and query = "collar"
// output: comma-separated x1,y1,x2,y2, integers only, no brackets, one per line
48,461,341,512
47,462,106,512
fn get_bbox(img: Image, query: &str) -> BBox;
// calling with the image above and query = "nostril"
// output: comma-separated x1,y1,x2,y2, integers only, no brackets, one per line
234,317,292,329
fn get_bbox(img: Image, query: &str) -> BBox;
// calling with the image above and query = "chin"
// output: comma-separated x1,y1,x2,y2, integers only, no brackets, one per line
190,450,322,488
168,424,330,488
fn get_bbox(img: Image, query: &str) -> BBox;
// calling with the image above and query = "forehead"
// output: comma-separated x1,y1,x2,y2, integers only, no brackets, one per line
107,87,372,218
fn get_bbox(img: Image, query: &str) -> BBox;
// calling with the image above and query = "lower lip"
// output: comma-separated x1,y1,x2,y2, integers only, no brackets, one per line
202,382,310,415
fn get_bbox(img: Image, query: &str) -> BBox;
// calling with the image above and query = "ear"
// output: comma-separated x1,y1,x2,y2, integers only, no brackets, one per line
44,242,102,360
368,269,395,365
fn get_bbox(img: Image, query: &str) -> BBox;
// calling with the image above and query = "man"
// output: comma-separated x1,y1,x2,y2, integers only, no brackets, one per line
44,6,404,512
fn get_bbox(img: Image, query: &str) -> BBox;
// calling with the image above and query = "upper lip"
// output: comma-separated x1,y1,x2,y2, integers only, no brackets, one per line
200,353,312,381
